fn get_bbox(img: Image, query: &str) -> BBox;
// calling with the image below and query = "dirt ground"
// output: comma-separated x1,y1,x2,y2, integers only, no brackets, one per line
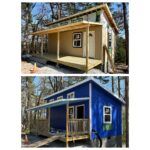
21,61,104,74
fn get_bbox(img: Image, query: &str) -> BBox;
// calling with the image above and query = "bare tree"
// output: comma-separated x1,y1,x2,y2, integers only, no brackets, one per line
111,76,114,93
122,3,129,71
125,77,129,147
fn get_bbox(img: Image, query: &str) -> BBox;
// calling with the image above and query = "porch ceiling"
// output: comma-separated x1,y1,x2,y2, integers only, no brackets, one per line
31,21,102,36
26,97,89,111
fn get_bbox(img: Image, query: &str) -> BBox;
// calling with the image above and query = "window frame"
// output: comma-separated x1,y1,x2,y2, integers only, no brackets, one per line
49,99,54,102
103,106,112,124
72,32,82,48
67,92,75,99
57,96,63,100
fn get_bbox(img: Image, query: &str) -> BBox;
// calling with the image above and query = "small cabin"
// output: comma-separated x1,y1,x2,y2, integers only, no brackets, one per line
31,4,118,73
27,78,125,147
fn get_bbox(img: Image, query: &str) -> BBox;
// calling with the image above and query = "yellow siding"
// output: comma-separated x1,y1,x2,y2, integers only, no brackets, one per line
47,26,103,60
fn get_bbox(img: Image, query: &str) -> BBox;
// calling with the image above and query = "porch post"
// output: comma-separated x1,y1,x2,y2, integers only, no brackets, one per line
57,32,60,60
66,103,69,147
41,35,44,56
48,108,50,132
86,25,89,72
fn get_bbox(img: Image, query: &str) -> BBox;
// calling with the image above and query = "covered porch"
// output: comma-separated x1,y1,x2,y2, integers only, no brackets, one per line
27,97,90,147
33,53,102,71
31,21,102,72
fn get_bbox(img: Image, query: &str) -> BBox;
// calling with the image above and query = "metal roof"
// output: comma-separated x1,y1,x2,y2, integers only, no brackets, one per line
26,97,89,111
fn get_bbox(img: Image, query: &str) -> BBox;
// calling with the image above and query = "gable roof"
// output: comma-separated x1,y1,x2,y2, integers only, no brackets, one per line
46,4,118,34
44,77,125,104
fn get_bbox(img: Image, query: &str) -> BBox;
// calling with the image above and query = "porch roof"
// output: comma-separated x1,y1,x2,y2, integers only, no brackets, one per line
26,97,89,111
32,21,102,35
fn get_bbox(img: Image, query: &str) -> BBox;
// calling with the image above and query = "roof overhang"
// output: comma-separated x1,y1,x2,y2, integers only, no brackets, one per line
32,21,102,36
45,4,118,34
26,97,89,111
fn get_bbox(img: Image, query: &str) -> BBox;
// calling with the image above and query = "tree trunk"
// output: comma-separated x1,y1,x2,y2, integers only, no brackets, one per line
125,77,129,147
111,76,114,93
57,3,61,19
122,3,129,72
118,76,121,97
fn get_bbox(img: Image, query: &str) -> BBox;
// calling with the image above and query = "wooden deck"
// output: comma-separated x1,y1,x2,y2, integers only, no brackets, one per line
26,135,62,148
25,134,89,147
33,53,102,71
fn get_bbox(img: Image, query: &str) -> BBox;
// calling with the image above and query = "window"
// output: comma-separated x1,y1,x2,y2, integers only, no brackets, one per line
67,92,75,99
103,106,112,124
49,99,54,102
108,31,112,48
69,106,74,119
57,96,63,100
73,33,82,48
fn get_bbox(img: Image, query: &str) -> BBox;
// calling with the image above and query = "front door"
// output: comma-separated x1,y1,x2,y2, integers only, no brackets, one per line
83,31,95,58
76,105,84,119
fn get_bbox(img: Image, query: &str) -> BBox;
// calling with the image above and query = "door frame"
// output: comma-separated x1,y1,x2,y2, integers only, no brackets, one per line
83,31,95,58
75,104,85,119
69,106,74,119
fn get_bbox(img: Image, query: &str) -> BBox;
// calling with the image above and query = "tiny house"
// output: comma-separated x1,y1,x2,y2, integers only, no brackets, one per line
27,78,125,147
31,4,118,72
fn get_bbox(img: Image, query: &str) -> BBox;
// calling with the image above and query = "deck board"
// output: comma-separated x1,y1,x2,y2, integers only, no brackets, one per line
26,135,62,147
33,53,102,71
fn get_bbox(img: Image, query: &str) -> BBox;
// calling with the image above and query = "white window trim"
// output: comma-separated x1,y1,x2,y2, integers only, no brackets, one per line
75,104,85,119
49,99,54,102
73,33,82,48
69,106,74,119
67,92,75,99
103,106,112,124
57,96,63,100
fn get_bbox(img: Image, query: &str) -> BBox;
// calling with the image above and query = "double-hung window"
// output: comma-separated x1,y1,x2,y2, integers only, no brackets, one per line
103,106,112,124
73,33,82,48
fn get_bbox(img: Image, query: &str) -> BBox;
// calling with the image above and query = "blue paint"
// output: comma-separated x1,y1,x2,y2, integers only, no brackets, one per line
91,81,122,139
50,105,66,130
45,79,123,139
46,81,89,102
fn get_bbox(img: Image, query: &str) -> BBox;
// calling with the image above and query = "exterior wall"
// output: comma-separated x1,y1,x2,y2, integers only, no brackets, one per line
48,26,103,60
111,30,116,63
100,10,116,71
46,82,90,130
91,81,122,139
48,11,99,29
48,33,57,54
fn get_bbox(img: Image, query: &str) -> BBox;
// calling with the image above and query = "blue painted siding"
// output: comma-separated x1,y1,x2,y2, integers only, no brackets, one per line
91,81,122,139
46,82,90,102
50,105,66,130
50,100,89,130
49,82,90,130
46,80,122,138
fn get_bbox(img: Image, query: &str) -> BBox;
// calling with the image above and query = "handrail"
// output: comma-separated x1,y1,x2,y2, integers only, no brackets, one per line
68,119,89,136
